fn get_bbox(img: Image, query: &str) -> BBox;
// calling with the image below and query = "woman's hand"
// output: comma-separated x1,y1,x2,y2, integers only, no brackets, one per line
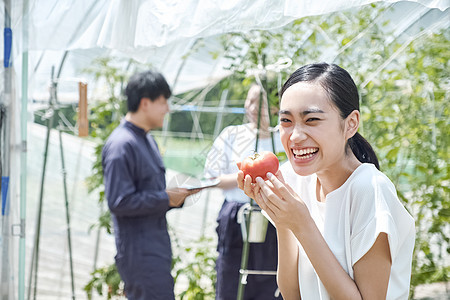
237,169,258,199
237,169,276,199
254,171,310,230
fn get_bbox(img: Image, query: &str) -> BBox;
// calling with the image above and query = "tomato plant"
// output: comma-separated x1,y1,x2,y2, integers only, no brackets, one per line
238,151,279,182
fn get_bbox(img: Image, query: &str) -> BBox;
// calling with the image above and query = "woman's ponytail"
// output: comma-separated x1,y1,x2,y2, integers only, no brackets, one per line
348,132,380,170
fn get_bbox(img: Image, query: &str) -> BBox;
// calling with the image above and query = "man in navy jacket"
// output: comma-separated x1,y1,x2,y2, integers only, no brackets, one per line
102,70,199,300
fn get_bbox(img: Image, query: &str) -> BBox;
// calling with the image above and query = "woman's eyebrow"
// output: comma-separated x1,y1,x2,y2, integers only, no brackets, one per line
278,110,292,116
279,108,325,117
301,108,325,116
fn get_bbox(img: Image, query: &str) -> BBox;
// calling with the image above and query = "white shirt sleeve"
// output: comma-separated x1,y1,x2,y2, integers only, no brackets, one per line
349,171,403,266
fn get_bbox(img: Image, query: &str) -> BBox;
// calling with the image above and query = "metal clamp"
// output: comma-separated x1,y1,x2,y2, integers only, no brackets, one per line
239,269,279,296
239,269,277,283
12,219,25,238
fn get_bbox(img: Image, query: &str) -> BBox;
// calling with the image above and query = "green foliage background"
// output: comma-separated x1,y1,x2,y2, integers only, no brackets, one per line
83,3,449,299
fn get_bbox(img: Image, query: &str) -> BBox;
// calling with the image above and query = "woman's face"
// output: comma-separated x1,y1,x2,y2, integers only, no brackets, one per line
279,81,349,176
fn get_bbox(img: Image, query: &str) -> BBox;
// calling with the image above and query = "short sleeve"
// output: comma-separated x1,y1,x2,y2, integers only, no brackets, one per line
351,211,398,266
349,174,401,266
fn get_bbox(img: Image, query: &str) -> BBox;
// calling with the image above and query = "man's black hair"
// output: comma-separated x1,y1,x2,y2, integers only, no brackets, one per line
125,70,172,112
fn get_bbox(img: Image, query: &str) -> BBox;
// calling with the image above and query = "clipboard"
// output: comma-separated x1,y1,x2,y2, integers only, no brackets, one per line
181,178,220,190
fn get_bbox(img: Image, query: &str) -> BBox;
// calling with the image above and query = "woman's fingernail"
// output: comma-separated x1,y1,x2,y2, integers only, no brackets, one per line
267,172,273,179
256,177,263,183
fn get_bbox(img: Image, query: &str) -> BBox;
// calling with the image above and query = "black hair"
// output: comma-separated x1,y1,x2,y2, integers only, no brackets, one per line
280,63,380,170
125,70,172,112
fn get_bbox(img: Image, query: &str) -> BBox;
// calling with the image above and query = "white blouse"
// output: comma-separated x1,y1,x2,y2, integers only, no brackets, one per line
280,162,415,300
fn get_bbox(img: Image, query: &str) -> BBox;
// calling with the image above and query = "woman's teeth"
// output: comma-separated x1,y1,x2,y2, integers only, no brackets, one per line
292,148,318,159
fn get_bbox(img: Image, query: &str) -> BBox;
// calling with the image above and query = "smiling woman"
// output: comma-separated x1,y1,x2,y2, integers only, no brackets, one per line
279,64,379,176
279,81,360,179
237,63,415,300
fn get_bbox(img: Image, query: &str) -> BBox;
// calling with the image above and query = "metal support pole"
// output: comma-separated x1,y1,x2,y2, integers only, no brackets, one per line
237,54,277,300
87,201,104,299
254,86,263,153
53,51,77,299
27,67,57,300
1,0,12,299
213,89,229,138
261,56,276,154
19,1,29,299
237,70,265,298
58,124,76,300
237,207,252,300
92,201,104,271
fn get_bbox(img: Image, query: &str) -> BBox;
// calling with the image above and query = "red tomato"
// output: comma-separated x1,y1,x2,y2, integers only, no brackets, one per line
238,151,279,183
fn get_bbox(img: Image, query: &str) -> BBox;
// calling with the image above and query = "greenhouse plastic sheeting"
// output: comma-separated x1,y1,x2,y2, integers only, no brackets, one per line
9,0,450,52
3,0,449,99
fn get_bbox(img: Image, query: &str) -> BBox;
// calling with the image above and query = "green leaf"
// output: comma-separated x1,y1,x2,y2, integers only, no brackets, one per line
386,147,400,160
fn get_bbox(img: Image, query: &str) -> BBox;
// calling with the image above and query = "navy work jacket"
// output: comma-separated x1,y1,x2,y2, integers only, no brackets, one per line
102,120,172,274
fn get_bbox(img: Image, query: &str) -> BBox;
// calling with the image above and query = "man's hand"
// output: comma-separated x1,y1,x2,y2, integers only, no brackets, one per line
166,187,201,208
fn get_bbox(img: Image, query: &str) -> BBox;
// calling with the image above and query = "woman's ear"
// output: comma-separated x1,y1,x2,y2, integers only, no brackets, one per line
345,110,360,140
